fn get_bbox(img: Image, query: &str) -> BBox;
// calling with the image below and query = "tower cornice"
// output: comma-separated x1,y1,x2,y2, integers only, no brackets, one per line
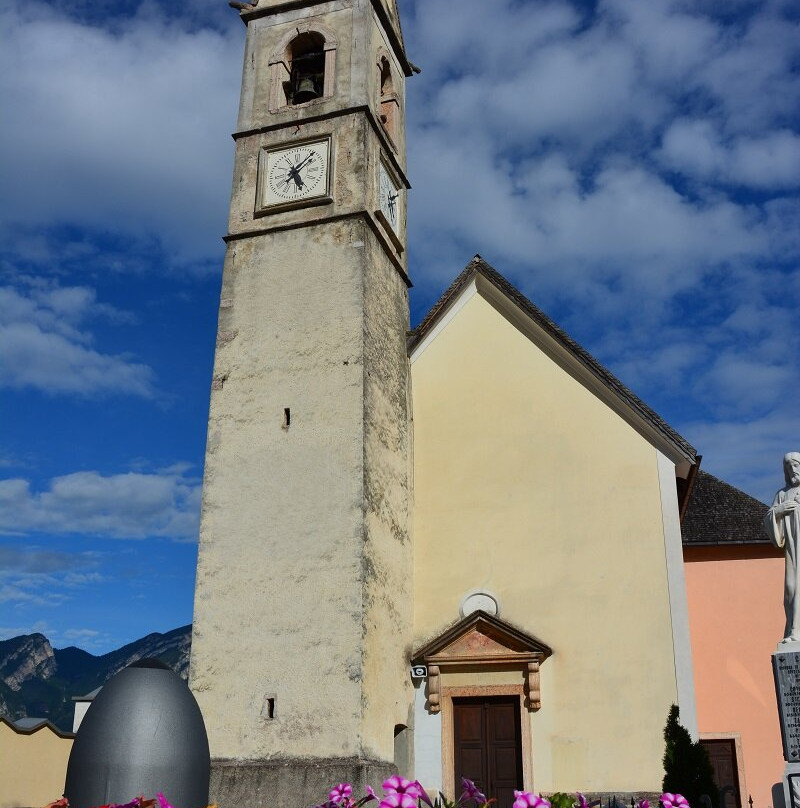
221,211,412,287
235,0,414,77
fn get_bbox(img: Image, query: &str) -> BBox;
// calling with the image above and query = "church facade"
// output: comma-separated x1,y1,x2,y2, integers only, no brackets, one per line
408,258,697,798
188,2,704,807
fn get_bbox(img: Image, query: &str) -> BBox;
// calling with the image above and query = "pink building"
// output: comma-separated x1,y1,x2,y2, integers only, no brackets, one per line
683,471,784,808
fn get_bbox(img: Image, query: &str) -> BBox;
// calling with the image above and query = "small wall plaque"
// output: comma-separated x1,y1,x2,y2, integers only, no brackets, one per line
774,650,800,761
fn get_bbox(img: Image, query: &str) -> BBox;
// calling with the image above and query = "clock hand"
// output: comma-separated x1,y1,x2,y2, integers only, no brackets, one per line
288,166,304,189
293,153,314,173
285,165,305,189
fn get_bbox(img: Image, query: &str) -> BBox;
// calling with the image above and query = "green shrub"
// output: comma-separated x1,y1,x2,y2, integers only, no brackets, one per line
549,794,575,808
662,704,719,808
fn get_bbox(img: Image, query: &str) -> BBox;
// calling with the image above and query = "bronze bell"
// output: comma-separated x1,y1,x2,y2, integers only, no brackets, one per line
294,77,320,103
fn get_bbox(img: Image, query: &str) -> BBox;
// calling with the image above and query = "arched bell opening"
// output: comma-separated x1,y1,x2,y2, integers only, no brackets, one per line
268,24,338,112
286,32,326,105
377,53,400,145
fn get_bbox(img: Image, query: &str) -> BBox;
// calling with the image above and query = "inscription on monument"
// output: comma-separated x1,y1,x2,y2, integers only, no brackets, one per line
774,651,800,761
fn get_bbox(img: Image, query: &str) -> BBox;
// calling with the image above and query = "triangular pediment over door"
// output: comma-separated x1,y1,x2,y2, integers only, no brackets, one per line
413,611,552,712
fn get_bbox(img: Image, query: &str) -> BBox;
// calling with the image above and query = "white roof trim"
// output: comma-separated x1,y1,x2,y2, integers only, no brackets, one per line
409,279,478,364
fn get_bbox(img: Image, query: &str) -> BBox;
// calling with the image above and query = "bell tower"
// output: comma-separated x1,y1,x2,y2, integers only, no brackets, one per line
189,2,414,806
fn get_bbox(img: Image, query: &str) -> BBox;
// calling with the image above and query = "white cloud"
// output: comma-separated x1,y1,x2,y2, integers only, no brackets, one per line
409,130,772,305
405,0,798,313
0,467,201,540
0,546,82,574
0,547,102,613
0,620,53,641
731,131,800,189
0,0,796,513
684,410,797,504
401,1,799,493
660,120,800,189
696,5,800,134
698,354,796,415
62,628,99,641
0,618,114,651
0,282,155,396
0,582,71,608
0,1,242,266
607,0,721,83
608,338,710,396
408,0,581,78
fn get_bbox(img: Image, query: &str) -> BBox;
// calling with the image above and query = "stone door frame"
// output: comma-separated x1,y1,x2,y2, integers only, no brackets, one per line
442,684,533,799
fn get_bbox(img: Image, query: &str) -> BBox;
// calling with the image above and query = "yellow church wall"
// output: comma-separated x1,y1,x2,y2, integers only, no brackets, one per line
411,290,680,793
0,720,72,808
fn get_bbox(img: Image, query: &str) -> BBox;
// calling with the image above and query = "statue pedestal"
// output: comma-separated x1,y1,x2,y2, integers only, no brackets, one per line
773,641,800,808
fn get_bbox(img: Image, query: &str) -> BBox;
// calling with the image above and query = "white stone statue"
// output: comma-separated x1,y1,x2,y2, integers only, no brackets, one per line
765,452,800,643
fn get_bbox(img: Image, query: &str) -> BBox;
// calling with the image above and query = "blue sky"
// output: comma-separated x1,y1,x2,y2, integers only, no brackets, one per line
1,0,798,654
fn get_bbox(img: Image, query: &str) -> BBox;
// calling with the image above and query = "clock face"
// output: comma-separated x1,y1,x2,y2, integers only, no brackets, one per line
379,163,400,232
260,139,330,208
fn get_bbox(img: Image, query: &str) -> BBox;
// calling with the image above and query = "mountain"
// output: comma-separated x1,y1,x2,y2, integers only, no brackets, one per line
0,625,191,732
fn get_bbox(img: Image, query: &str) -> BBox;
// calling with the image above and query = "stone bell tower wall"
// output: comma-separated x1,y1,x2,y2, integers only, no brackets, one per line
360,223,414,756
189,1,413,803
191,217,410,761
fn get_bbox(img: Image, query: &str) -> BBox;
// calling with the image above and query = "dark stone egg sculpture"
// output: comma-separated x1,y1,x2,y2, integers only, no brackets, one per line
64,659,210,808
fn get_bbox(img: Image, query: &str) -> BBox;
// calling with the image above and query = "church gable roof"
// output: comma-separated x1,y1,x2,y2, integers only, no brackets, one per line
682,470,770,546
409,255,697,466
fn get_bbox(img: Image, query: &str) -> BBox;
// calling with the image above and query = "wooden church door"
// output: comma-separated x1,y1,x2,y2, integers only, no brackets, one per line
700,739,741,808
453,696,523,808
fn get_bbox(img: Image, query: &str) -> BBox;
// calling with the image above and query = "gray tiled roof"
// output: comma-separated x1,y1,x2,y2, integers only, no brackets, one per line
13,717,49,729
682,470,770,545
410,255,697,462
0,715,75,738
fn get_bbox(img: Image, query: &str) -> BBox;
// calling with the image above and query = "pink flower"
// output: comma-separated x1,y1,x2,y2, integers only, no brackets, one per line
383,778,422,798
461,779,487,805
365,787,378,801
661,795,689,808
156,796,175,808
415,782,434,808
513,792,550,808
636,801,651,808
379,794,418,808
331,785,354,805
575,795,589,808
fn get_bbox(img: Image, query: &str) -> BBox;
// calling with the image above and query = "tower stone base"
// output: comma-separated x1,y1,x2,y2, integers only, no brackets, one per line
210,757,397,808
